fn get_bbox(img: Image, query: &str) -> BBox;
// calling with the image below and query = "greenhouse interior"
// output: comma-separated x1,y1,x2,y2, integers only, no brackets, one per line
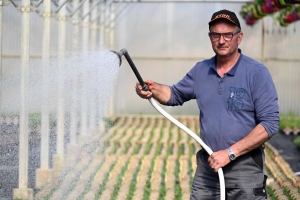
0,0,300,199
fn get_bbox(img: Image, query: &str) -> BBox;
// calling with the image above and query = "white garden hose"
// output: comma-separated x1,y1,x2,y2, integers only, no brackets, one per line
111,48,226,199
149,97,226,200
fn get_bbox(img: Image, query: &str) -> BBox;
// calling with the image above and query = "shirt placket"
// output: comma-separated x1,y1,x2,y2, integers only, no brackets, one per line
218,75,226,95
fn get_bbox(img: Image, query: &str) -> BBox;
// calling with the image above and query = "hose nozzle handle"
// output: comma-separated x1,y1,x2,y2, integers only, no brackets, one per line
142,84,150,91
117,48,150,91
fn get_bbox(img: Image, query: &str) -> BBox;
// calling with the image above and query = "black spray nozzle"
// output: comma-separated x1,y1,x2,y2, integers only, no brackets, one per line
110,50,124,66
111,48,150,91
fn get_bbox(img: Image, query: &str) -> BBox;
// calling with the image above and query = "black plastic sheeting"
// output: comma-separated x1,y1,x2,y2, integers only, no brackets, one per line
268,132,300,174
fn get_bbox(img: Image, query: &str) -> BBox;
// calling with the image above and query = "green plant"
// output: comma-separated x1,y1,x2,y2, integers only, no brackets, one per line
276,5,300,26
29,112,42,129
1,112,19,118
294,136,300,149
279,112,300,131
110,161,129,200
240,0,300,26
143,157,155,200
103,117,117,132
95,162,117,199
78,160,106,199
266,185,278,200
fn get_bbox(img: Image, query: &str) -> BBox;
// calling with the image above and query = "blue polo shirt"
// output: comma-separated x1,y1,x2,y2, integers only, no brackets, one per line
166,49,279,152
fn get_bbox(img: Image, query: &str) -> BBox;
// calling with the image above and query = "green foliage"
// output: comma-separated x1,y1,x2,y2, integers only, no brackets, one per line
28,112,57,129
279,112,300,130
103,117,117,132
125,163,140,200
174,159,182,200
276,5,300,26
1,112,19,118
240,0,300,27
110,141,121,155
133,143,142,154
99,141,111,154
29,112,42,129
110,161,129,200
282,187,293,200
294,136,300,149
266,185,277,200
123,141,131,154
78,160,106,199
143,157,155,200
95,163,117,199
144,143,153,155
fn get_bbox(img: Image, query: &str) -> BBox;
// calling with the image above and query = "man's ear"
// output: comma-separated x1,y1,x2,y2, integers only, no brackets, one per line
237,32,243,45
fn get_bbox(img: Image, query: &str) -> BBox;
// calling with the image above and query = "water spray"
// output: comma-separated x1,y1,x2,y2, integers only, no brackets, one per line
111,48,226,200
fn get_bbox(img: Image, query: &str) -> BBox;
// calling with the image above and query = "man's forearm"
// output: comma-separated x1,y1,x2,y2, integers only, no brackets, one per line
230,124,270,157
150,82,171,104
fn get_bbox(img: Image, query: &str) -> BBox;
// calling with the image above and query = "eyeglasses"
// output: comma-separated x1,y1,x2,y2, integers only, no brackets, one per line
209,31,240,41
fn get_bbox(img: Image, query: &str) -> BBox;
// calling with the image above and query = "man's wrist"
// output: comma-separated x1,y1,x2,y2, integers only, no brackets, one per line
227,147,237,161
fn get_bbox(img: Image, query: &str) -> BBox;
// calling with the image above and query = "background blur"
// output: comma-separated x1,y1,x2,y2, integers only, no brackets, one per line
1,0,300,116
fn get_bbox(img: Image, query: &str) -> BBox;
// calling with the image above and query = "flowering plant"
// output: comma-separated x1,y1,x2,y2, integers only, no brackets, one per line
240,0,300,26
276,5,300,26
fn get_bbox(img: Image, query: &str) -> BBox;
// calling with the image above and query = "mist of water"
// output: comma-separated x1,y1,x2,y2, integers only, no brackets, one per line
30,50,120,114
0,50,121,199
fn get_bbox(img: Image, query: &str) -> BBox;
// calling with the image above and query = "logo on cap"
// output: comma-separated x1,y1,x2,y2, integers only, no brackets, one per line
214,14,231,20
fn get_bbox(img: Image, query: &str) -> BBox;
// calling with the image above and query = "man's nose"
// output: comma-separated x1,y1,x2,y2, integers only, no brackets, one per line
219,35,226,44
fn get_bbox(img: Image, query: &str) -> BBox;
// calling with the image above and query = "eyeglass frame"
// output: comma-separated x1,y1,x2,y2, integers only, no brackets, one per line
208,31,241,42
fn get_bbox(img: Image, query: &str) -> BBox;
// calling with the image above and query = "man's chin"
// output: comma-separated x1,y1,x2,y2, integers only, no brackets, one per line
216,51,229,56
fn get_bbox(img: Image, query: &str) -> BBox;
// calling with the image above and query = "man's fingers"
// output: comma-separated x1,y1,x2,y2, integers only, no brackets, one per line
208,155,220,172
135,87,152,99
135,80,153,99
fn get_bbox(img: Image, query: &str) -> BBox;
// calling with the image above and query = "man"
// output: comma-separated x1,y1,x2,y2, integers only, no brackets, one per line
135,9,279,200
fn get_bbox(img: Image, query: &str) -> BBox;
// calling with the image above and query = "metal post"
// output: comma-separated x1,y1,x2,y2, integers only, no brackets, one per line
108,3,115,117
98,2,105,133
53,0,67,173
109,3,115,50
13,0,33,198
80,0,90,139
69,0,80,148
35,0,52,189
101,0,111,118
89,2,98,131
104,1,110,49
99,2,105,50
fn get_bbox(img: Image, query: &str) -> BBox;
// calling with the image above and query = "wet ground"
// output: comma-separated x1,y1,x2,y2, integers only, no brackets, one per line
268,132,300,173
0,122,65,200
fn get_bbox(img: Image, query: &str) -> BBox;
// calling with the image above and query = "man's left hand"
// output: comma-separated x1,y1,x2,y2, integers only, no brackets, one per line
208,149,231,172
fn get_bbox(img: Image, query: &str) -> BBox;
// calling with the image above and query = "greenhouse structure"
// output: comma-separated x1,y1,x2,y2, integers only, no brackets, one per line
0,0,299,199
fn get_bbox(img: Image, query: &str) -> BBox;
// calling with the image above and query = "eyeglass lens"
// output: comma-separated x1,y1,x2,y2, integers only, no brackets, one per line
210,32,239,41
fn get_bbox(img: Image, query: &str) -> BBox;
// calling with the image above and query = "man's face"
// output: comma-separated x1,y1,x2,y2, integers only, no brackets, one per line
209,20,243,57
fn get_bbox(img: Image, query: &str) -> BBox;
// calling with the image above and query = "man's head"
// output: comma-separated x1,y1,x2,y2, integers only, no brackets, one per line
209,9,241,31
208,10,243,58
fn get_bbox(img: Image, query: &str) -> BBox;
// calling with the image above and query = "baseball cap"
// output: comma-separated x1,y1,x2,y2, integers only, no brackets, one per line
208,9,241,29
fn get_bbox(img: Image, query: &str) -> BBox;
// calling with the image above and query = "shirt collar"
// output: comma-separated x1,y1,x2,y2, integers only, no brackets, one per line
210,48,242,76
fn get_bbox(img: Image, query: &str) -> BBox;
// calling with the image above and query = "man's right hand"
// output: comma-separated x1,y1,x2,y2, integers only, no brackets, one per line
135,80,153,99
135,80,171,104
